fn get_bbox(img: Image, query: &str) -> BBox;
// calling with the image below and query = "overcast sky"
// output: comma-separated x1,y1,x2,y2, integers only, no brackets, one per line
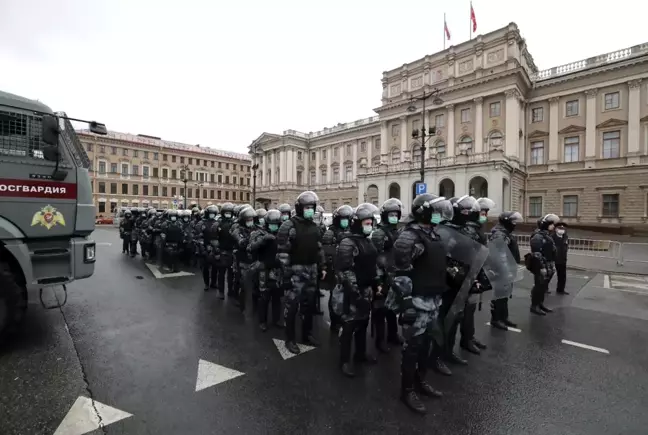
1,0,645,154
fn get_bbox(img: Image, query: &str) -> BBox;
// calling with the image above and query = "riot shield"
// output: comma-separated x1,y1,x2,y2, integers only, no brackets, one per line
435,225,489,336
483,237,518,299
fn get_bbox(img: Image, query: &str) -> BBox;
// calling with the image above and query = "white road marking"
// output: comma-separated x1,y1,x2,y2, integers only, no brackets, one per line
485,322,522,333
610,281,648,291
195,359,245,392
54,396,132,435
272,338,316,360
145,263,194,279
96,242,112,246
604,275,610,289
561,339,610,354
611,275,648,283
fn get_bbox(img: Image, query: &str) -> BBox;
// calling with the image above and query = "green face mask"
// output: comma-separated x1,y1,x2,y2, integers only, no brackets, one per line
388,216,398,225
269,224,279,232
303,209,315,219
430,213,442,224
258,218,265,226
246,220,254,228
282,214,289,221
340,218,349,228
479,216,488,224
362,225,373,235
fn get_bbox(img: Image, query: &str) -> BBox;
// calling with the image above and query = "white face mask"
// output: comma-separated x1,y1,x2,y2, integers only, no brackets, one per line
556,229,565,236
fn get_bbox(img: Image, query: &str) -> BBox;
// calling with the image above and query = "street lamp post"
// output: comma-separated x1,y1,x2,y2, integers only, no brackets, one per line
195,181,205,208
180,164,189,209
251,143,259,208
407,88,444,185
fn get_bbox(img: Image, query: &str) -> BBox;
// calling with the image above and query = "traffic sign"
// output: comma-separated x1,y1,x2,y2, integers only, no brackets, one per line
415,183,427,195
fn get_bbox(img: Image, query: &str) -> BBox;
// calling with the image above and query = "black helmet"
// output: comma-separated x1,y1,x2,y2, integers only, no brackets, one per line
477,197,495,212
238,206,256,227
498,211,523,231
255,208,267,225
180,209,191,222
450,195,481,224
380,198,402,224
265,209,282,231
220,202,235,218
537,213,559,230
351,203,379,235
147,208,156,217
333,204,353,229
295,191,319,219
233,205,242,217
167,209,179,221
411,194,453,225
204,205,218,220
124,209,132,218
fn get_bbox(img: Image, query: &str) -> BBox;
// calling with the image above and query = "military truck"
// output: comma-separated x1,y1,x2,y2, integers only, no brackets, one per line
0,90,107,340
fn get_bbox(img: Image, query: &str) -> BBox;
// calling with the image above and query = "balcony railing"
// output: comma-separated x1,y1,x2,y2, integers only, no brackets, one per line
282,116,380,140
360,151,503,175
531,42,648,82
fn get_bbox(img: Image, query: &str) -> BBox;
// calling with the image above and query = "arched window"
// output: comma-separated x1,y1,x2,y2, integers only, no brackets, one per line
390,148,401,164
435,140,447,158
412,144,421,162
489,131,504,150
459,136,473,154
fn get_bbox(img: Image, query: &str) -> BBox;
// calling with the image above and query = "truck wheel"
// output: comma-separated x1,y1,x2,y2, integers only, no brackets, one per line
0,262,28,341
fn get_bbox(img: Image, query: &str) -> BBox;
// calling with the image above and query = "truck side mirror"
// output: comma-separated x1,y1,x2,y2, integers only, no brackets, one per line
89,121,108,135
41,114,61,146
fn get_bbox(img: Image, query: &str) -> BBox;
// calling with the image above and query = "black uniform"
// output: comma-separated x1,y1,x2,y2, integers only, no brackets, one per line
551,224,569,294
528,214,560,314
217,203,237,297
160,210,184,272
119,210,136,256
232,207,256,311
201,206,220,292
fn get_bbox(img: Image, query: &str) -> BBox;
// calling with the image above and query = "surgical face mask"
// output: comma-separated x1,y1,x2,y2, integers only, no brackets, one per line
246,220,254,228
388,216,398,225
282,214,289,221
258,218,265,226
430,213,442,225
340,218,349,229
479,216,488,224
183,217,189,223
208,213,216,219
224,213,232,219
269,224,279,232
362,225,373,235
170,216,177,222
556,229,565,236
303,209,315,219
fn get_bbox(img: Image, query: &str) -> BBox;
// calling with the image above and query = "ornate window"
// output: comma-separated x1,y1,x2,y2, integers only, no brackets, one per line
390,148,401,164
488,131,504,150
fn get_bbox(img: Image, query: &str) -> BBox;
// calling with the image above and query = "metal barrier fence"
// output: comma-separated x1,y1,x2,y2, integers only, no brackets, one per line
617,242,648,267
515,235,623,265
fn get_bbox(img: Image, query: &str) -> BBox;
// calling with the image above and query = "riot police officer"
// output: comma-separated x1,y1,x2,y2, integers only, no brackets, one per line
119,209,136,256
386,194,451,414
217,203,237,298
529,214,559,315
141,208,157,259
277,191,326,354
278,203,292,222
232,206,256,311
201,205,220,292
160,209,184,272
255,208,268,228
321,204,353,332
248,209,283,331
371,198,404,353
331,203,380,377
178,210,193,266
490,211,523,329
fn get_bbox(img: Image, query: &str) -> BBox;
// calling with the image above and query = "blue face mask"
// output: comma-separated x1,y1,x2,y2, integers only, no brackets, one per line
258,218,265,226
269,224,279,232
479,216,488,224
430,213,442,224
388,216,398,225
362,225,373,235
303,209,314,219
340,218,349,228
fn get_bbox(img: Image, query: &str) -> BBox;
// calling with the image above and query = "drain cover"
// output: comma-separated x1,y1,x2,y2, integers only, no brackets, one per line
135,276,144,280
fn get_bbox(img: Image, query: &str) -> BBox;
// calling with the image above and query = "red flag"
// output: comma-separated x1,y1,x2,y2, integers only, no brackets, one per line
444,17,451,40
470,3,477,32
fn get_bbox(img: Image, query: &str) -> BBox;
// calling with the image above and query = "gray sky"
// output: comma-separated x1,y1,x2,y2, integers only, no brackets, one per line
1,0,645,154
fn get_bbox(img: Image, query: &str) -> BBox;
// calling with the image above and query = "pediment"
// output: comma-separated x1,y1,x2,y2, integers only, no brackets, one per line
596,118,628,129
558,125,586,134
250,132,280,149
528,130,549,138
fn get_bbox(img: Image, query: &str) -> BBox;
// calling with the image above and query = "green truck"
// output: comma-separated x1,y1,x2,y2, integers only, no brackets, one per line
0,90,106,341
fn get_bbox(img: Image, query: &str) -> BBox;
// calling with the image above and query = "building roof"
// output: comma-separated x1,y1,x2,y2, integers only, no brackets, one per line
77,129,251,161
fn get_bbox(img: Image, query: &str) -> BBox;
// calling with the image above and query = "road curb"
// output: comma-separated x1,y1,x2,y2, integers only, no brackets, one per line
566,265,648,277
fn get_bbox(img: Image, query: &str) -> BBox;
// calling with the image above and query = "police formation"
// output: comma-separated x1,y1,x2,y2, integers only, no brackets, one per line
117,193,562,415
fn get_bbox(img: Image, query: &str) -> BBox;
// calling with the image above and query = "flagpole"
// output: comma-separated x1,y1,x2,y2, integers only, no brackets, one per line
443,13,446,49
469,1,472,40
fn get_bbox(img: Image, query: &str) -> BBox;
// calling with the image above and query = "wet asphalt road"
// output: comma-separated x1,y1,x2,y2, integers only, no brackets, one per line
2,227,648,435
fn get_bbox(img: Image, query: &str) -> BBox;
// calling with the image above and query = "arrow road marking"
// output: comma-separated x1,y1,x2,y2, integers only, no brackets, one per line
561,339,610,354
145,263,194,279
486,322,522,333
54,396,132,435
272,338,316,360
195,359,245,392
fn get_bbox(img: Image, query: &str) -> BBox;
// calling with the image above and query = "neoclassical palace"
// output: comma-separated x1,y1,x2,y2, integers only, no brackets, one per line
250,23,648,225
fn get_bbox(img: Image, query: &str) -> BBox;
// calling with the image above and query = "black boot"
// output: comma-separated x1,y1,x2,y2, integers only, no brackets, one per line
431,357,452,376
415,373,443,398
341,363,355,378
302,315,320,347
285,314,300,354
491,320,508,330
539,304,553,313
339,323,355,377
530,305,546,315
460,340,481,355
285,341,300,354
503,319,517,328
445,352,468,365
472,338,487,350
401,390,426,414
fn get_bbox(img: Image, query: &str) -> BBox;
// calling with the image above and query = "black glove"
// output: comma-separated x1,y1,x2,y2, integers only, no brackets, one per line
399,296,417,326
